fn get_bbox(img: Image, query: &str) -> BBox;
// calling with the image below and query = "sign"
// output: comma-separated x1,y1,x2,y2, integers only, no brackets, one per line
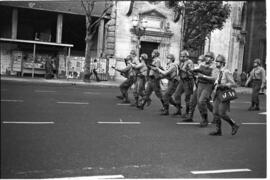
12,51,23,72
108,58,116,76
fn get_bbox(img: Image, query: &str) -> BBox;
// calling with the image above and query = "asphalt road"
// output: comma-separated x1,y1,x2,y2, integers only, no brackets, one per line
0,81,266,178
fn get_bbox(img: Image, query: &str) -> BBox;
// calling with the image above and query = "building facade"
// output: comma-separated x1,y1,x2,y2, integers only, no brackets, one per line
205,1,266,73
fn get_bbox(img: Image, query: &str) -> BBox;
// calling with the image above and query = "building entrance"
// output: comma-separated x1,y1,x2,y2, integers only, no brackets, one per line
140,41,159,61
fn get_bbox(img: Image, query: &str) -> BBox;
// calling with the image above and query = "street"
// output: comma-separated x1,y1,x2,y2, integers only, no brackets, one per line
1,80,266,178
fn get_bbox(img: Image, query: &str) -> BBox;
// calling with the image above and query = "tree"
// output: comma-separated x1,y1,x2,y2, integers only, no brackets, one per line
168,1,231,52
81,0,113,80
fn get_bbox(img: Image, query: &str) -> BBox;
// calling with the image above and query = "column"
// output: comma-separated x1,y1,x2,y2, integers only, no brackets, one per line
56,14,63,43
97,19,105,57
11,8,18,39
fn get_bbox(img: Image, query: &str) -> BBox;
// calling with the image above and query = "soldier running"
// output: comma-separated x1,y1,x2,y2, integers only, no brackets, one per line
138,49,164,110
210,54,239,136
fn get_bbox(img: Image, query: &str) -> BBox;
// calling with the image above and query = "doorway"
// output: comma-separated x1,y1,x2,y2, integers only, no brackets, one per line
140,41,159,61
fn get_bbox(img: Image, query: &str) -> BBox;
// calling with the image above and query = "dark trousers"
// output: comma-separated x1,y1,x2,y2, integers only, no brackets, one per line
120,76,136,101
251,80,262,105
133,76,146,99
197,82,214,121
90,69,100,81
143,77,163,101
163,79,179,106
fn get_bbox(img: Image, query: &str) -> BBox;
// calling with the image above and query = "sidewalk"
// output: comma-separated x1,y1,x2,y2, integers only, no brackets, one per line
1,76,253,94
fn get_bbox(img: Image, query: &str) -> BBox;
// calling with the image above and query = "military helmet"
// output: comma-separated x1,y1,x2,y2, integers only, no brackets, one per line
180,50,189,57
215,54,226,63
205,51,215,59
198,55,205,61
124,55,133,62
152,49,160,57
254,58,261,65
167,54,175,61
130,50,136,56
140,53,148,60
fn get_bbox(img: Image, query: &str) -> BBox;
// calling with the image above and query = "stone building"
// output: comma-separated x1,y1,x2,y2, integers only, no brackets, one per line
205,1,266,73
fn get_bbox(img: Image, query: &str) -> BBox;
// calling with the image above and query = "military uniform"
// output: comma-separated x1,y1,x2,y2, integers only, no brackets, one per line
210,65,239,136
196,61,219,126
246,64,266,110
139,56,163,109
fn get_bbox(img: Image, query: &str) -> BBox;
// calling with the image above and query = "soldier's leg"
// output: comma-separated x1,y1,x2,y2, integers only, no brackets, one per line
182,88,198,122
120,79,132,103
131,78,141,107
171,81,183,115
198,85,212,127
162,79,178,115
138,79,154,110
182,80,194,117
209,98,222,136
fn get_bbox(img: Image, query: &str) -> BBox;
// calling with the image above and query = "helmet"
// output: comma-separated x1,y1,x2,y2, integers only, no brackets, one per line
205,51,215,59
167,54,175,62
254,58,261,65
180,50,189,57
198,55,205,61
215,54,226,63
152,49,160,57
141,53,148,60
130,50,136,56
124,55,133,62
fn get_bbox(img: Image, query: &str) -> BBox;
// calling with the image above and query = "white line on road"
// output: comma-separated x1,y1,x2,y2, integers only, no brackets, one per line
35,90,56,93
41,175,124,180
242,123,266,125
117,103,131,106
191,168,251,174
1,99,24,102
56,102,89,105
84,92,100,95
2,121,54,124
259,112,266,115
97,121,141,124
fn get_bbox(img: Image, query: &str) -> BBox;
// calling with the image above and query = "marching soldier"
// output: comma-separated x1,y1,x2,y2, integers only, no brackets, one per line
131,53,148,107
196,52,219,127
176,50,194,117
154,54,179,115
209,54,239,136
115,55,135,103
138,49,164,110
245,58,266,111
182,55,214,122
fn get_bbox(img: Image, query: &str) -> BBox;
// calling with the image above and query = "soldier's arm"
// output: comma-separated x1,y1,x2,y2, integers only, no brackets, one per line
116,64,131,72
131,62,143,69
158,65,175,76
261,68,266,88
198,67,218,82
224,70,237,88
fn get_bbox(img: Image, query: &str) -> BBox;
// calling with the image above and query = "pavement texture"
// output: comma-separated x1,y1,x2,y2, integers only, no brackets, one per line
1,81,266,178
1,76,253,94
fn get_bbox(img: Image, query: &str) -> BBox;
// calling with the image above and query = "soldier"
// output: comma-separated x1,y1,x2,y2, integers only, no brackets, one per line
209,55,239,136
245,58,266,111
115,55,135,103
154,54,179,115
138,49,164,110
176,50,194,117
196,52,219,127
131,53,148,107
182,55,214,122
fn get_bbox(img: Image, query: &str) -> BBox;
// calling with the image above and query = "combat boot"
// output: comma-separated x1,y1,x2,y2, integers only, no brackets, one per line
209,120,222,136
161,105,169,115
116,95,124,100
231,124,240,135
254,103,260,111
130,97,139,107
182,111,194,122
248,102,255,111
200,114,209,127
137,99,146,110
173,104,182,116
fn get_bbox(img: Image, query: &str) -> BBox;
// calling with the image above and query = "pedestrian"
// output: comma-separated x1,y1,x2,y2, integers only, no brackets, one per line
210,54,239,136
240,71,247,87
182,55,214,122
233,69,239,85
89,59,100,82
138,49,164,110
196,51,219,127
129,50,140,106
45,59,54,79
115,55,134,103
245,58,266,111
130,53,148,107
154,54,179,115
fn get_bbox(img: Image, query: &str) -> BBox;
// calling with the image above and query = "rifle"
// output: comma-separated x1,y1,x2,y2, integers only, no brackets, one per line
111,66,129,78
147,64,164,71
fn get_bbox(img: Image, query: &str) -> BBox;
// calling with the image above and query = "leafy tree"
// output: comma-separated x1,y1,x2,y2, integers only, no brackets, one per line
168,1,231,52
81,0,112,80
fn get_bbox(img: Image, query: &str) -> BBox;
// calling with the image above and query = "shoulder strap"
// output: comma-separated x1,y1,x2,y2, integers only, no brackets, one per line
218,70,223,84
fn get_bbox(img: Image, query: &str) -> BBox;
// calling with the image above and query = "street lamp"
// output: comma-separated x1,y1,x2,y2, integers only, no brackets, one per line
132,15,147,57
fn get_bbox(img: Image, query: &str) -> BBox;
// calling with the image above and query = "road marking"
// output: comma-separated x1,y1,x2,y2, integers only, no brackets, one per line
242,123,266,125
259,112,266,115
191,168,251,174
56,101,89,105
84,92,100,95
117,103,131,106
44,175,124,179
1,99,24,102
3,121,54,124
97,121,141,124
35,90,56,93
